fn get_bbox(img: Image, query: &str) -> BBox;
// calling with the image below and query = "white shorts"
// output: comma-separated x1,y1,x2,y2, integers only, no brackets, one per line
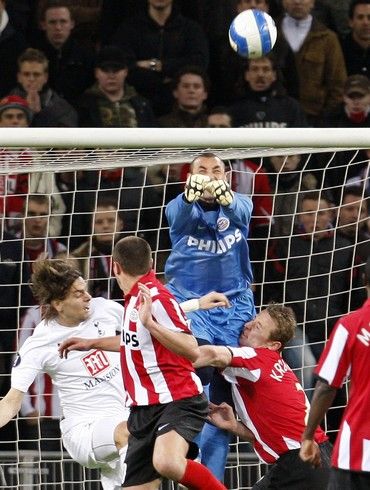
61,416,126,490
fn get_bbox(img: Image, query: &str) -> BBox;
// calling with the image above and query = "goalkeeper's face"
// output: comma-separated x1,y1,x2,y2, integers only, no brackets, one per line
191,157,228,202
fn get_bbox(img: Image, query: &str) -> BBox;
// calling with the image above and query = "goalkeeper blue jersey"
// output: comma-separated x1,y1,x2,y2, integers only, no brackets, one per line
165,193,253,298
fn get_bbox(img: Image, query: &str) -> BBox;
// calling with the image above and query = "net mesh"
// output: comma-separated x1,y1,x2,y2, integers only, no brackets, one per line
0,137,369,489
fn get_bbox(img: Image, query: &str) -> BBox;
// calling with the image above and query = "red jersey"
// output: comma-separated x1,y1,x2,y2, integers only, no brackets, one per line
315,299,370,472
120,270,203,407
224,346,327,464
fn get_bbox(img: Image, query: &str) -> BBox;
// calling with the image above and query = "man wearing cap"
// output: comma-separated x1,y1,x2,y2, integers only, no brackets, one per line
77,45,156,127
0,94,32,127
322,74,370,127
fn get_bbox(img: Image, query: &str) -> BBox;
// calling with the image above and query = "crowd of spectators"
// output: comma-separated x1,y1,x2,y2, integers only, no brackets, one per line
0,0,369,463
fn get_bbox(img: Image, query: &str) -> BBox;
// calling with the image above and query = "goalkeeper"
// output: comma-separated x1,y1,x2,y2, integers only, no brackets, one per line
165,152,255,481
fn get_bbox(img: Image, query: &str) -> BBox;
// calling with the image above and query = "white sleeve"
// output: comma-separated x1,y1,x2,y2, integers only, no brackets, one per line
11,339,44,393
180,299,200,313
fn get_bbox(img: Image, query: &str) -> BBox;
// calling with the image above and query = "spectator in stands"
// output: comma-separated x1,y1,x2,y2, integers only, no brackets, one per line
11,47,78,127
0,0,27,97
264,153,319,239
266,191,353,360
335,186,370,309
0,95,66,236
194,303,332,490
77,45,156,127
19,193,66,313
229,55,308,127
159,65,209,127
341,0,370,77
35,0,95,105
322,74,370,127
110,0,209,116
72,193,125,300
0,95,33,234
274,0,347,124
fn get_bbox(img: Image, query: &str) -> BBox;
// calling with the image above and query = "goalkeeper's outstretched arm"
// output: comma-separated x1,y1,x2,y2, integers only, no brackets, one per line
0,388,24,427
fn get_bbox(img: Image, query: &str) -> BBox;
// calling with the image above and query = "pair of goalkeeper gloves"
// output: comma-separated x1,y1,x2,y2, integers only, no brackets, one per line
184,174,234,206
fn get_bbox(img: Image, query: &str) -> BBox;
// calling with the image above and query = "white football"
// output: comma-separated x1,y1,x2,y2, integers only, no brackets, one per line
229,9,277,59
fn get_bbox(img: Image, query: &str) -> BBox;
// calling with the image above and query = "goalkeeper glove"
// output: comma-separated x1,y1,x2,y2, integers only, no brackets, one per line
206,179,234,206
184,174,210,203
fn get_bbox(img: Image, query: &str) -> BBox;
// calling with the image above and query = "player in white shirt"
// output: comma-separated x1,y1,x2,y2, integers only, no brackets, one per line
0,258,229,490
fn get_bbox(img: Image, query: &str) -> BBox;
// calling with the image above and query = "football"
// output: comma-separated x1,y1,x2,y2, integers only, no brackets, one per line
228,9,277,59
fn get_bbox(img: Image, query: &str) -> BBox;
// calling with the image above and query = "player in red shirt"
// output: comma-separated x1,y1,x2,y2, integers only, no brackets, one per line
300,255,370,490
194,303,332,489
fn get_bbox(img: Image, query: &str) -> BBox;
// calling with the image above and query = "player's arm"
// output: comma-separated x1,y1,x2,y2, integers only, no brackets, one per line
138,284,199,362
300,379,337,466
193,344,232,369
59,335,120,358
208,402,255,443
181,292,230,313
0,388,24,427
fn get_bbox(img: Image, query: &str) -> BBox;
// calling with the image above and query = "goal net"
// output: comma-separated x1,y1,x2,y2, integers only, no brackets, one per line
0,128,369,489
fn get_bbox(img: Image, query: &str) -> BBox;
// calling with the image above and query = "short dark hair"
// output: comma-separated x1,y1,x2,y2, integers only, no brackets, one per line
31,259,81,320
300,190,333,208
18,48,49,72
349,0,370,18
113,236,152,276
189,152,225,172
40,1,74,21
23,194,51,214
265,303,296,350
172,65,211,92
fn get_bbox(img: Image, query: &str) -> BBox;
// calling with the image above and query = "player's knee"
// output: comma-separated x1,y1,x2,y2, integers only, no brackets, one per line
152,452,182,481
114,421,129,451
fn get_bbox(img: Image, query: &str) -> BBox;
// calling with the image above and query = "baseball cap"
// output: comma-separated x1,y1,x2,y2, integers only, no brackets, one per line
0,95,33,123
344,75,370,97
95,46,128,71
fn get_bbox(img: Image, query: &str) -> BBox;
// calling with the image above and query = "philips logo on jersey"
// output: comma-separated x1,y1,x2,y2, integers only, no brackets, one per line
82,350,110,376
187,228,242,254
121,328,140,350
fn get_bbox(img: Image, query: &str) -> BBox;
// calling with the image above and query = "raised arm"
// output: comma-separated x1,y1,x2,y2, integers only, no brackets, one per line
181,292,231,313
138,284,199,362
59,335,121,358
0,388,24,428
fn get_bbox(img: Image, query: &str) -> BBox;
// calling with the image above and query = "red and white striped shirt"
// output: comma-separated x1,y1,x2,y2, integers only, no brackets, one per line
315,298,370,472
120,270,203,406
224,346,327,464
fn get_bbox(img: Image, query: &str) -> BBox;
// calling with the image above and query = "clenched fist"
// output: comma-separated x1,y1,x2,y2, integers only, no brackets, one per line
184,174,211,203
206,180,234,206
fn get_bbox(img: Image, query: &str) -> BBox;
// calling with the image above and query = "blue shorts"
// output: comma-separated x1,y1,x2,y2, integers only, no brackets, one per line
170,288,255,347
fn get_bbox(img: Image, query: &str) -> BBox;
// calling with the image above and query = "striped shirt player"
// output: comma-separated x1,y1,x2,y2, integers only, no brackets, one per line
121,270,203,406
10,297,129,490
224,346,328,464
301,295,370,490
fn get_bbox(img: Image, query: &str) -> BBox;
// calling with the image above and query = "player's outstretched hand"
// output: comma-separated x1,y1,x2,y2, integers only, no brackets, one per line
184,174,210,203
299,439,322,467
58,337,92,358
199,292,231,310
207,402,238,432
206,179,234,206
138,283,153,328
